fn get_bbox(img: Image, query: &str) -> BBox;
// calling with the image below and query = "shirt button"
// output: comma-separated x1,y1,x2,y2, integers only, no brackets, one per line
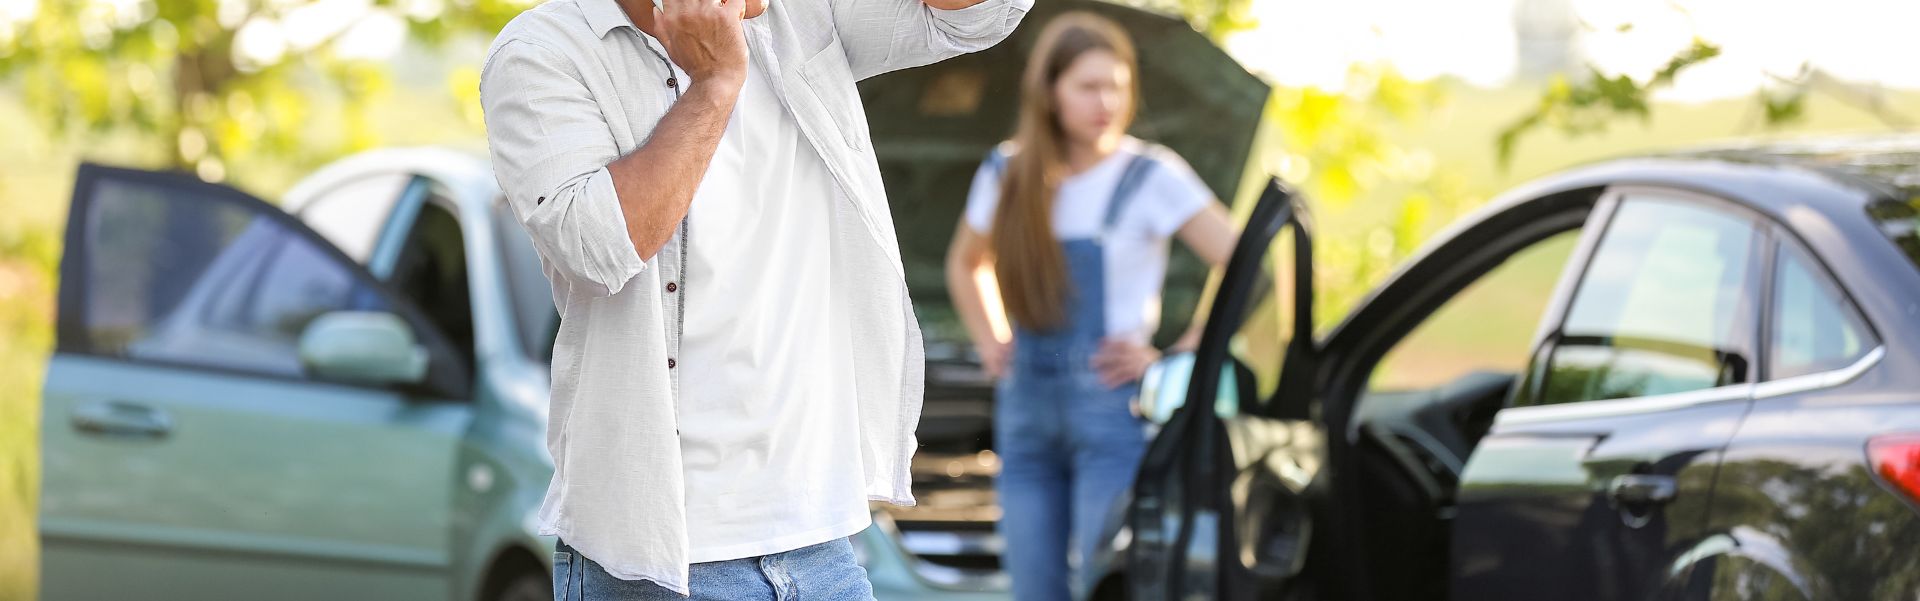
666,77,677,89
667,358,677,369
665,282,678,293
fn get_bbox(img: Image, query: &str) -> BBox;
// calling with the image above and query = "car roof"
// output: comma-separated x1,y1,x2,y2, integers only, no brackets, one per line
283,146,499,216
1457,134,1915,245
1658,134,1920,197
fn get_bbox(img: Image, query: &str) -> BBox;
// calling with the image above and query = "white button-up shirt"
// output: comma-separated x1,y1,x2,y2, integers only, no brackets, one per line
478,0,1028,594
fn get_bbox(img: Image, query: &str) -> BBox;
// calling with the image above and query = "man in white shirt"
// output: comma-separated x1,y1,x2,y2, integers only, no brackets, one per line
479,0,1028,598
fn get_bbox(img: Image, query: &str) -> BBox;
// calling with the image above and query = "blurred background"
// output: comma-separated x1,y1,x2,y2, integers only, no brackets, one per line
1,0,1915,598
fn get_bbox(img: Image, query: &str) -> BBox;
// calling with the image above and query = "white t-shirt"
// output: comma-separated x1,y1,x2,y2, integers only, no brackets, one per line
964,137,1215,342
674,25,870,563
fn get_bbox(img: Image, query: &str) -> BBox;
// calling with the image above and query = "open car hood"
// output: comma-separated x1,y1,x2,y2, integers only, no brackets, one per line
858,0,1271,313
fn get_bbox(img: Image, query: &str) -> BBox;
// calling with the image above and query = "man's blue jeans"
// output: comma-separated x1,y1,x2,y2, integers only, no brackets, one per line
552,537,875,600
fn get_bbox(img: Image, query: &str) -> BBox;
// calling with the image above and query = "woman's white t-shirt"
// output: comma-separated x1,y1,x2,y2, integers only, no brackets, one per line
964,137,1215,343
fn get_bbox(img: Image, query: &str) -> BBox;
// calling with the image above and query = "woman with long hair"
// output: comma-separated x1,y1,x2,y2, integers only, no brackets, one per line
944,12,1238,599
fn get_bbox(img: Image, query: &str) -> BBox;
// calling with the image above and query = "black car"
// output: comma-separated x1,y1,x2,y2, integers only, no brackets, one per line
1111,136,1920,601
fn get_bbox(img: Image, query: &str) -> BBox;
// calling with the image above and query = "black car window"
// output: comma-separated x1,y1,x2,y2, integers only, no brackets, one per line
492,199,560,363
1533,196,1760,405
389,199,475,369
1769,240,1876,379
83,178,394,379
1868,196,1920,271
1368,230,1580,393
1230,226,1303,405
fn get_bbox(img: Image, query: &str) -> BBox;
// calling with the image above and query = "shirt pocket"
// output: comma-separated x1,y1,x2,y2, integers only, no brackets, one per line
798,33,870,153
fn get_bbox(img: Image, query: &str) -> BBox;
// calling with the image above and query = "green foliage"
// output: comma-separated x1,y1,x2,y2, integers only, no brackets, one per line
1125,0,1255,39
0,0,527,177
0,192,54,601
1262,65,1474,329
1496,38,1722,167
1175,0,1253,39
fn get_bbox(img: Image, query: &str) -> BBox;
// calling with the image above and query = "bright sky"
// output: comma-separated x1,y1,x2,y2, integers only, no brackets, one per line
7,0,1915,100
1226,0,1920,98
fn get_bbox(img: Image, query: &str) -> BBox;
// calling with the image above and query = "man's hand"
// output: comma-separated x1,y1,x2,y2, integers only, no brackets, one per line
655,0,749,90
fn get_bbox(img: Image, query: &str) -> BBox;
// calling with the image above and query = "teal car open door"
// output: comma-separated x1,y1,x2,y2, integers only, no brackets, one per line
40,164,475,600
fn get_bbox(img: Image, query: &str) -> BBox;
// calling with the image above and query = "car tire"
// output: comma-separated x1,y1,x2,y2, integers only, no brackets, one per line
491,570,551,601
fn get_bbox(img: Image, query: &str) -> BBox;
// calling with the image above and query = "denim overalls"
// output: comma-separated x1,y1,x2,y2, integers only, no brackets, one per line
985,148,1160,600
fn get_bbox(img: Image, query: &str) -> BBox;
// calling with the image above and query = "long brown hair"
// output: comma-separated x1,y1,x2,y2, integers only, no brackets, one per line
991,12,1138,332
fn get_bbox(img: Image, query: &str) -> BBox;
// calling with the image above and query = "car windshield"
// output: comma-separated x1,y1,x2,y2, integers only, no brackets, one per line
1868,196,1920,271
493,200,560,364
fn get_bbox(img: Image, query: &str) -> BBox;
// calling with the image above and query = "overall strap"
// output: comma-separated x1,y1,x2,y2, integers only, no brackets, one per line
983,146,1009,178
1101,148,1161,233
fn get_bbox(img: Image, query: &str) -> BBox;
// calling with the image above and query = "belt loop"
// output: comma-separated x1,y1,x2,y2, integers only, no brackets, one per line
760,553,795,601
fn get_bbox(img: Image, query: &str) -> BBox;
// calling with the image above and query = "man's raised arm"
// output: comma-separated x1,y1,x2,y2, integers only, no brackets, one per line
481,1,747,297
829,0,1032,82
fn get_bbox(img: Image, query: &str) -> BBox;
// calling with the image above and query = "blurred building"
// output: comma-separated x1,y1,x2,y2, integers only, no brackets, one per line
1513,0,1583,81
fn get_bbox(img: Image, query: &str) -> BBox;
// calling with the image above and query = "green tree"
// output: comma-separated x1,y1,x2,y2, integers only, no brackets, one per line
1497,14,1914,168
1128,0,1253,39
0,0,529,179
1260,65,1474,328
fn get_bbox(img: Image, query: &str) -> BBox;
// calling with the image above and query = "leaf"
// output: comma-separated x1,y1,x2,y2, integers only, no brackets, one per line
1762,88,1808,125
1494,37,1724,169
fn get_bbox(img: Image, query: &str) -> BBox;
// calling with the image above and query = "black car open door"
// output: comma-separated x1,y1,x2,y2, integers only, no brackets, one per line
1128,179,1320,601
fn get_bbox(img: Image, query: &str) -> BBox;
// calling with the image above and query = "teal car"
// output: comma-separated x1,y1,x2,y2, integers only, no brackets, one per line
37,148,1005,601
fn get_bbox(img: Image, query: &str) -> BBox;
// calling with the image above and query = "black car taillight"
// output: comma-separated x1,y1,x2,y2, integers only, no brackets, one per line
1868,434,1920,506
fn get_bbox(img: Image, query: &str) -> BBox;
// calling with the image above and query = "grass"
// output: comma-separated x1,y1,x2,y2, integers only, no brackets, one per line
0,67,1914,600
0,219,53,601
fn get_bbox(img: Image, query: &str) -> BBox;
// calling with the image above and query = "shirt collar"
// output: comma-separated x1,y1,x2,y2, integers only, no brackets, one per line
582,0,637,38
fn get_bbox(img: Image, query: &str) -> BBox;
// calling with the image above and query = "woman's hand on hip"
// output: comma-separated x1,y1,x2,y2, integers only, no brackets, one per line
979,339,1013,380
1092,337,1160,389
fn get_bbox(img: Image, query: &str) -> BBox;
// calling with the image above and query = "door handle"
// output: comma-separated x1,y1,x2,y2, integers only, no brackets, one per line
71,400,173,438
1608,474,1677,505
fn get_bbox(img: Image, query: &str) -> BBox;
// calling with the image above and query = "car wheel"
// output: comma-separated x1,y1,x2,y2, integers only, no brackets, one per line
492,570,551,601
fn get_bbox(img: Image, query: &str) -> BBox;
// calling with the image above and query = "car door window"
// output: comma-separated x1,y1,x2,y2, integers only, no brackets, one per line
1532,195,1760,405
71,167,464,393
83,177,393,378
1866,196,1920,271
224,233,389,360
389,198,475,368
1226,224,1302,407
1368,230,1580,392
493,199,560,363
1769,240,1876,379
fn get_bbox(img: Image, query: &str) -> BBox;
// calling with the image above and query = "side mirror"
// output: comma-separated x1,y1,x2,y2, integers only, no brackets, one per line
1136,351,1244,425
298,311,429,386
1136,352,1195,425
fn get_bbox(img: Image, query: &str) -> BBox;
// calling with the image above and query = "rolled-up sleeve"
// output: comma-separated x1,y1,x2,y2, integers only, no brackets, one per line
833,0,1033,81
481,39,647,298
